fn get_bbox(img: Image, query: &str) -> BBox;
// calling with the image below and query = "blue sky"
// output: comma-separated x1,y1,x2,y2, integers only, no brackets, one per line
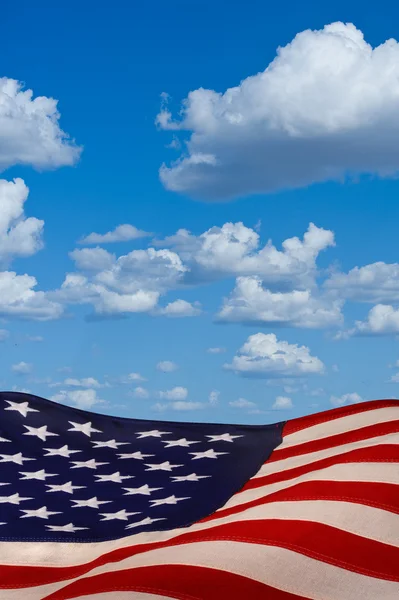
2,0,399,423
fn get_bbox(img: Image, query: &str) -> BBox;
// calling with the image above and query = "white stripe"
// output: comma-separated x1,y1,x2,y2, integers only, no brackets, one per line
0,589,172,600
255,431,399,478
221,462,399,509
285,406,399,446
43,540,399,600
78,594,173,599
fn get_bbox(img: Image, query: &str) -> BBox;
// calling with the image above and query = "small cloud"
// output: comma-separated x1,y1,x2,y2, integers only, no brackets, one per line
330,392,363,407
63,377,106,389
132,386,150,399
0,329,9,342
208,390,220,405
26,335,43,342
127,372,146,382
79,224,151,245
157,299,202,318
332,364,339,372
57,366,72,374
272,396,293,410
158,386,188,401
51,388,105,410
207,347,226,354
12,361,32,375
156,360,178,372
229,398,257,409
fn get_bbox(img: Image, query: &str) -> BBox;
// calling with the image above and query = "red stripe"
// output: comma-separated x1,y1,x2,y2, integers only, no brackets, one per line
282,400,399,437
2,506,399,590
202,480,399,523
243,443,399,491
42,564,310,600
270,420,399,462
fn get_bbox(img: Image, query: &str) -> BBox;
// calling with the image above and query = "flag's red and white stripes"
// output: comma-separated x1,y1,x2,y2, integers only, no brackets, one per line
0,399,398,600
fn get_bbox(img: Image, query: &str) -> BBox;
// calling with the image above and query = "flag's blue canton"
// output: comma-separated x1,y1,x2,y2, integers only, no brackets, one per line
0,392,284,543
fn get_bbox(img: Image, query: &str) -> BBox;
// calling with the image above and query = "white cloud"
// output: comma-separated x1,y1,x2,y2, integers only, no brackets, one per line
156,360,178,372
26,335,43,342
159,386,188,401
225,333,324,378
157,222,334,289
133,386,150,399
158,299,202,317
152,401,205,411
218,276,343,328
272,396,293,410
12,361,32,375
126,372,146,382
51,389,104,410
0,271,63,320
79,224,151,245
0,77,80,171
63,377,106,388
330,392,363,407
158,23,399,200
0,179,44,265
208,390,220,405
207,347,226,354
325,262,399,303
0,329,9,341
340,304,399,337
69,248,115,271
229,398,257,409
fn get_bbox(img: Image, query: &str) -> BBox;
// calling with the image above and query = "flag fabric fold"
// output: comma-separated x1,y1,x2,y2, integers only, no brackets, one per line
0,391,398,599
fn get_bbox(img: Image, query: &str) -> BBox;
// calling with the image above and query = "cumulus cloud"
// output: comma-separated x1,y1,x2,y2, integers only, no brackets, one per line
62,377,107,388
330,392,363,406
218,276,343,328
325,262,399,303
272,396,293,410
132,386,150,399
0,271,63,320
158,386,188,401
0,329,9,341
69,248,115,272
152,401,205,412
339,304,399,337
126,372,146,382
158,23,399,200
12,361,32,375
79,224,151,245
229,398,257,409
156,360,178,372
158,299,202,317
225,333,324,378
0,77,80,171
51,389,104,410
208,390,220,405
0,179,44,265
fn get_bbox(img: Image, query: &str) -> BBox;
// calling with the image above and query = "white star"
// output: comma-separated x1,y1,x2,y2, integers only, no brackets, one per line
125,516,166,530
71,497,112,509
149,495,190,507
46,481,86,494
46,523,88,533
91,439,129,449
23,425,58,442
206,433,243,443
0,452,35,465
0,492,33,505
94,471,133,484
162,438,200,448
123,484,163,496
70,459,109,470
68,421,102,437
190,449,228,460
100,509,140,521
145,461,183,472
5,400,39,418
171,473,211,482
21,506,61,519
44,445,81,458
117,451,154,460
0,437,10,443
136,430,172,439
19,469,58,481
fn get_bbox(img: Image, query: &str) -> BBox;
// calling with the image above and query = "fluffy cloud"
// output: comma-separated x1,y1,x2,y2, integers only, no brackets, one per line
79,225,151,245
218,276,342,328
0,329,9,341
51,389,104,410
157,222,333,288
0,271,63,320
158,386,188,401
12,361,32,375
325,262,399,303
62,377,107,388
0,179,44,265
339,304,399,337
156,360,178,372
229,398,257,409
158,299,202,317
0,77,80,171
133,386,150,399
330,392,363,406
152,401,205,411
208,390,220,405
272,396,293,410
225,333,324,378
158,23,399,200
69,248,115,272
126,372,146,382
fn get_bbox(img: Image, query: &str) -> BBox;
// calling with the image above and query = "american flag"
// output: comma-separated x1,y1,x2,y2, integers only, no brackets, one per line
0,391,398,599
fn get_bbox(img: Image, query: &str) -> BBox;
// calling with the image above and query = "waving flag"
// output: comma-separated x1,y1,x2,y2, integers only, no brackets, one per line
0,392,398,599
